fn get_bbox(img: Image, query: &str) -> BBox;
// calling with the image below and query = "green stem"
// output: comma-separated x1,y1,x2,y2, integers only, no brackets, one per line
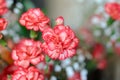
30,30,38,39
107,17,115,26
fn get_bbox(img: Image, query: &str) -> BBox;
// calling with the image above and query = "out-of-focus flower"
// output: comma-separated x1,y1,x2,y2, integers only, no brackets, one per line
113,42,120,56
79,27,94,45
90,14,103,24
97,59,107,70
11,39,45,68
12,66,44,80
19,8,50,32
44,64,54,79
0,0,8,16
36,62,54,79
92,43,104,60
0,18,7,31
105,2,120,20
0,64,18,80
42,16,79,60
68,72,81,80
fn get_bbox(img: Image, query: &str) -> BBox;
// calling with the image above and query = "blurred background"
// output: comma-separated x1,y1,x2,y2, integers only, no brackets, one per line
1,0,120,80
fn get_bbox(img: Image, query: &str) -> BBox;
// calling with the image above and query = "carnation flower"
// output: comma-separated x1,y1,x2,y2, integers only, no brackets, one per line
79,27,94,44
19,8,50,32
105,2,120,20
12,66,44,80
0,0,8,16
92,43,104,60
42,17,79,60
68,72,81,80
97,59,107,70
0,18,7,31
0,64,18,80
11,39,45,68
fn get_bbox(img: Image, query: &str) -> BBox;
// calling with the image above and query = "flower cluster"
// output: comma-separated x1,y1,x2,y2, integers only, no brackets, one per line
1,1,120,80
17,8,79,61
10,8,79,80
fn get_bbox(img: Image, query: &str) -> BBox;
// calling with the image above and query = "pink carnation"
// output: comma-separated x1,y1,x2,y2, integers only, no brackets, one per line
68,72,81,80
12,39,45,68
0,0,8,16
42,17,79,60
92,43,104,60
19,8,50,32
0,18,7,31
105,2,120,20
97,59,107,70
0,64,18,80
114,42,120,56
12,66,44,80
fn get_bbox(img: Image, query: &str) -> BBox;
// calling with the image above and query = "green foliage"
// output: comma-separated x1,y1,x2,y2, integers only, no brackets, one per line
0,39,7,47
107,17,115,26
117,37,120,42
23,0,35,11
86,60,97,71
18,24,30,38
